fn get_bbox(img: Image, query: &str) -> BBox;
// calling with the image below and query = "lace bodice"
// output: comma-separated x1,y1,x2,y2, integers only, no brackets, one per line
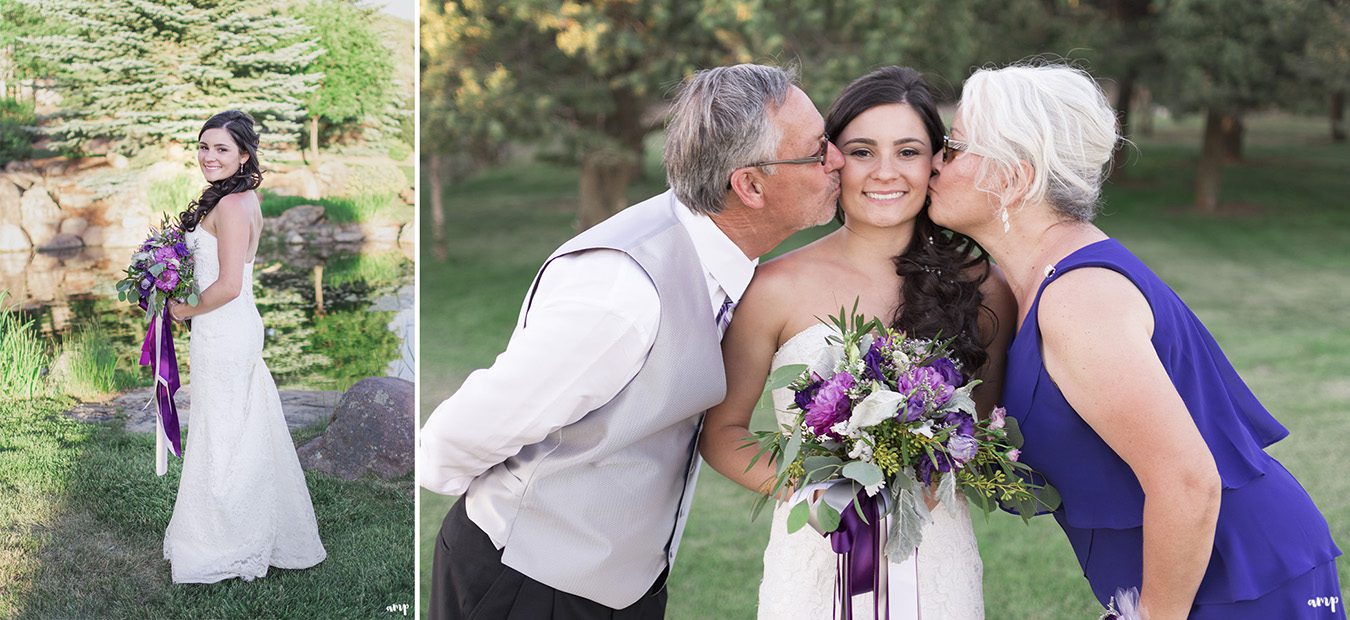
756,324,985,619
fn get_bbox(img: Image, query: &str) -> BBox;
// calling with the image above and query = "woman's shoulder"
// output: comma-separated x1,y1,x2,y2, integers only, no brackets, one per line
215,190,259,210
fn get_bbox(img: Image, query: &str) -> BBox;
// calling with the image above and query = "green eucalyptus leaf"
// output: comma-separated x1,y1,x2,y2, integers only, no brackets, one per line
817,500,841,533
841,461,884,487
786,500,811,533
1003,416,1025,448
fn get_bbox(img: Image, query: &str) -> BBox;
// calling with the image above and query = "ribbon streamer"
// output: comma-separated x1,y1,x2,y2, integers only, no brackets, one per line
139,305,183,475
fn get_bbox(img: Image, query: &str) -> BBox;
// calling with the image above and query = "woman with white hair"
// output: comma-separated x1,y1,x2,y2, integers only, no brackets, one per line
929,63,1342,618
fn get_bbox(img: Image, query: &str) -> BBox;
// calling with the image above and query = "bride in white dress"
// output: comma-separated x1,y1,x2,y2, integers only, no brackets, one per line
164,110,326,583
699,67,1016,618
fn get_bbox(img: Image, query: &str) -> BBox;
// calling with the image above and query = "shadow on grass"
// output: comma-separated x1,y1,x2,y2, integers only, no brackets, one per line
6,398,413,619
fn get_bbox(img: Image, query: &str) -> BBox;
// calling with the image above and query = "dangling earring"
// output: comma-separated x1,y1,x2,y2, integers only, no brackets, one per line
997,206,1010,233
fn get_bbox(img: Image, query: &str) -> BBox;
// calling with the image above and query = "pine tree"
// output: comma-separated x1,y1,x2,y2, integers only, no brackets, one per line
16,0,322,154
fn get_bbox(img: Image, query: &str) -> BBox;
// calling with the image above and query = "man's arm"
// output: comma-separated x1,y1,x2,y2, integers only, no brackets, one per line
417,249,660,496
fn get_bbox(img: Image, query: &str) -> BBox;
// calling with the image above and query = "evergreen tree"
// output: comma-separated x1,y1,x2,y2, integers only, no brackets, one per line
295,0,396,162
15,0,322,154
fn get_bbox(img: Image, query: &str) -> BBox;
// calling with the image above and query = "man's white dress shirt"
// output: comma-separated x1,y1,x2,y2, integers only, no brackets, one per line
418,197,755,497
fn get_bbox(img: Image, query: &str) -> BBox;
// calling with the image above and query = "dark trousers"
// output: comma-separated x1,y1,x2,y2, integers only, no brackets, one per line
430,499,669,620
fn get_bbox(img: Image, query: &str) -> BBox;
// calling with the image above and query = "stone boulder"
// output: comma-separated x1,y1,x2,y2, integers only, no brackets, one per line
0,178,21,216
0,224,30,252
267,168,322,200
297,377,413,480
279,204,327,229
38,233,84,252
20,184,61,247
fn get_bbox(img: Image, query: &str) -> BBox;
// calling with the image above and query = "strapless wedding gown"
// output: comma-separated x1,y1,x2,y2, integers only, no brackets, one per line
162,227,326,583
756,323,985,619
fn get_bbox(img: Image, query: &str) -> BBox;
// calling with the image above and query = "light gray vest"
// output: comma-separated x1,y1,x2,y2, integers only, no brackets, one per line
464,192,727,609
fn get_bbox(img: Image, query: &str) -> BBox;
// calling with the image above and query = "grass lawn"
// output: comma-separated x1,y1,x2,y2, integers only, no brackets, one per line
0,396,414,619
419,113,1350,618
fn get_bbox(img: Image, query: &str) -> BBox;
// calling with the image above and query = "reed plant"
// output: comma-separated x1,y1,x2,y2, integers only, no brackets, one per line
0,292,48,400
60,325,127,400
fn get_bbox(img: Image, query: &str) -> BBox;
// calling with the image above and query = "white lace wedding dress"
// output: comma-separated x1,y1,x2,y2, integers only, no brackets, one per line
162,226,326,583
756,324,985,619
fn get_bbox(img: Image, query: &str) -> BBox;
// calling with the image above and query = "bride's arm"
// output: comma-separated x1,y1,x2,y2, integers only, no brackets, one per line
170,194,250,321
699,271,789,496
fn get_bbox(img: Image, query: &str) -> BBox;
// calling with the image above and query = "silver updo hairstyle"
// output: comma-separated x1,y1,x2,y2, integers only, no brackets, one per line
960,62,1120,221
664,63,797,215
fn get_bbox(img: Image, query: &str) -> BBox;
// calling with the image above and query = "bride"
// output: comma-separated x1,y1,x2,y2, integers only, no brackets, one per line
163,110,326,583
699,67,1014,618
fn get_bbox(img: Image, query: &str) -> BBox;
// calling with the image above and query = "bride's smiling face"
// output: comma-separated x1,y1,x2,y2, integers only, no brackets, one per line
197,127,249,183
835,103,934,230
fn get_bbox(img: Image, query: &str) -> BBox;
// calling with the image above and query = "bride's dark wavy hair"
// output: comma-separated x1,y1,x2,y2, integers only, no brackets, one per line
179,110,263,232
824,66,996,375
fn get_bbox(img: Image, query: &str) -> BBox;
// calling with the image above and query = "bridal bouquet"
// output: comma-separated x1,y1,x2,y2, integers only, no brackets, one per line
115,214,198,476
749,306,1059,563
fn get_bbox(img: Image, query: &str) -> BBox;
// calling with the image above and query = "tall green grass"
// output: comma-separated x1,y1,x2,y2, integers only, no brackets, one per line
59,325,135,401
147,174,202,214
0,292,48,400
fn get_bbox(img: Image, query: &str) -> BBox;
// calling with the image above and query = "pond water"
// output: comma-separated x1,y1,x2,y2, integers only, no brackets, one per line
4,239,414,394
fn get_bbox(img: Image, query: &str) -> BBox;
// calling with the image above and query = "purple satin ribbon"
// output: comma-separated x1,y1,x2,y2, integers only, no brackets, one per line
139,304,183,458
830,492,887,620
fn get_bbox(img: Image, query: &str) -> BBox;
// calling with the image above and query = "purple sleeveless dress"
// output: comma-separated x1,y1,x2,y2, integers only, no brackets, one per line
1003,239,1343,618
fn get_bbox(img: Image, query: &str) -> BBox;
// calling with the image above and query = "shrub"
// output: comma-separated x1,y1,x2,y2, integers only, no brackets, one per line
0,98,36,166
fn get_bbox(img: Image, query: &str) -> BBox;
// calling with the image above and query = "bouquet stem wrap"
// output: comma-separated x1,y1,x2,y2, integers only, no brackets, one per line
801,483,919,620
139,306,183,475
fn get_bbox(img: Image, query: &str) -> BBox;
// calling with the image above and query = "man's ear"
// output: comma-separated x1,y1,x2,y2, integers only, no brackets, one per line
729,168,767,210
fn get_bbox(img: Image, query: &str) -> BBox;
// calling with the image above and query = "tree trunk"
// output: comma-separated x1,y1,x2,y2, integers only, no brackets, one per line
1137,86,1154,136
313,264,325,316
1111,71,1136,180
1194,109,1226,214
309,116,320,165
429,153,447,261
1218,112,1244,161
1333,91,1346,143
577,151,638,231
575,87,647,231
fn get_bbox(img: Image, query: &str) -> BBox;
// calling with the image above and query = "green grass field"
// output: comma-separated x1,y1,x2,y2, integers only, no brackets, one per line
0,396,415,619
419,113,1350,618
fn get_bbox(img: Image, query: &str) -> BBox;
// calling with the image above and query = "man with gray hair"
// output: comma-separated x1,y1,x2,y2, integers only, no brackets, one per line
419,63,841,619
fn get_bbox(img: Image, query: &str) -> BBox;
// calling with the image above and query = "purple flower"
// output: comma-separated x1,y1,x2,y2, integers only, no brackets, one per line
174,242,190,257
1006,449,1021,462
942,411,976,437
863,337,893,385
948,433,978,463
928,357,963,387
896,366,955,420
804,371,854,436
989,406,1007,430
154,246,178,264
155,268,179,291
793,372,823,411
916,451,955,486
140,277,152,290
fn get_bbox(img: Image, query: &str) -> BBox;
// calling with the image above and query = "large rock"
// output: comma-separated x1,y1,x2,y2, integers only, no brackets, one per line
38,233,84,252
0,224,30,252
19,184,61,247
278,204,326,230
0,179,21,216
266,168,322,200
296,377,413,480
48,179,98,210
59,216,89,237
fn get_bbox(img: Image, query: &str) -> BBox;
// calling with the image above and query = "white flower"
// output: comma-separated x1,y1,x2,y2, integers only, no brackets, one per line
913,420,935,438
848,438,874,462
847,389,902,432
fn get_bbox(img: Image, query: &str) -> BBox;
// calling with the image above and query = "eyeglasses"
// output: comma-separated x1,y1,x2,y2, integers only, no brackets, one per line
942,135,969,164
745,134,831,168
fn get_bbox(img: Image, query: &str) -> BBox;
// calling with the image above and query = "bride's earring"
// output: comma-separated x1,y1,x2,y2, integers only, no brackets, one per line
997,206,1010,233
